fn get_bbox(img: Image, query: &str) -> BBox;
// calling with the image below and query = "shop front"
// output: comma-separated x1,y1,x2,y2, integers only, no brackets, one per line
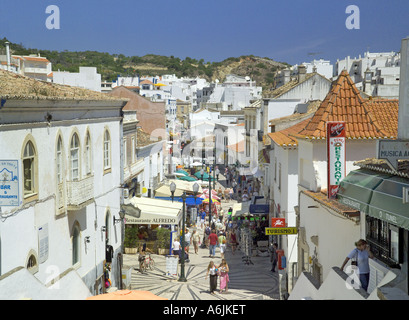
122,197,183,254
337,168,409,293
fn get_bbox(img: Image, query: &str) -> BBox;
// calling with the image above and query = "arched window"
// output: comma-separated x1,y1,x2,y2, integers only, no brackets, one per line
103,130,111,170
72,223,80,266
84,132,92,176
70,133,80,181
56,136,63,184
23,140,37,197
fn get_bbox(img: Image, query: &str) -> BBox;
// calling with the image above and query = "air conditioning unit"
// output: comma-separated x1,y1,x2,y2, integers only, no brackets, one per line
403,187,409,204
123,188,129,199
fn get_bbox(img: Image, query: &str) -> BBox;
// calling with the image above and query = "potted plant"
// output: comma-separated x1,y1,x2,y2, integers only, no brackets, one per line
124,226,139,254
156,228,171,255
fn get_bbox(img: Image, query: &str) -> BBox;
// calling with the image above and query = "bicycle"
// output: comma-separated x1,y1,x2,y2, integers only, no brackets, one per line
139,253,155,273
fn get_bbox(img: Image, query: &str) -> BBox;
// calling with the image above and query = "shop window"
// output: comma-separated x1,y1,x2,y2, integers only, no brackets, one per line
366,216,403,266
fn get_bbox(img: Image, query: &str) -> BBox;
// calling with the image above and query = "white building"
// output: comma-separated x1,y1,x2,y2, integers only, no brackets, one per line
53,67,102,92
335,51,401,98
0,69,127,299
290,70,400,299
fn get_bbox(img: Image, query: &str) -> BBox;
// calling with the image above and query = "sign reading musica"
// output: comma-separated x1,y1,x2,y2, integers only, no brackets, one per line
327,122,346,199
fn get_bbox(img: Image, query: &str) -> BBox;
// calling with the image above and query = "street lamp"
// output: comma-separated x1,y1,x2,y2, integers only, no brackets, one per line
200,168,204,182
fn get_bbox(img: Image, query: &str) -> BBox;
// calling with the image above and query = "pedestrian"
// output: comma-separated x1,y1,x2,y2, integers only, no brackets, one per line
270,243,278,272
208,229,219,258
230,230,238,255
172,238,181,259
205,261,218,295
192,230,200,254
341,239,374,292
218,259,229,294
218,231,227,259
200,210,206,230
184,229,191,253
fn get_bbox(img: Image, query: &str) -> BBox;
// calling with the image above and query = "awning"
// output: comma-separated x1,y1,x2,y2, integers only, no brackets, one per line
231,202,251,217
124,197,183,225
155,196,203,206
154,180,203,197
337,169,409,230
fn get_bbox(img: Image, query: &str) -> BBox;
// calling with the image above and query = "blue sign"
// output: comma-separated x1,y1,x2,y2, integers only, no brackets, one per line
0,160,20,206
249,204,269,214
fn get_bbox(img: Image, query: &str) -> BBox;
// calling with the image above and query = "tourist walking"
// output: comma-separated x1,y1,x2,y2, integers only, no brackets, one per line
341,239,374,292
205,261,218,295
208,229,219,258
218,231,227,259
192,230,200,254
218,259,230,294
230,230,238,255
270,243,278,272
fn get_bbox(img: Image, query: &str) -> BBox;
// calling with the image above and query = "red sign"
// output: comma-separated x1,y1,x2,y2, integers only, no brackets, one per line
327,121,346,199
271,218,286,228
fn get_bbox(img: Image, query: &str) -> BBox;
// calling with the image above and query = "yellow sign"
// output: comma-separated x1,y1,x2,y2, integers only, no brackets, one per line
265,227,298,235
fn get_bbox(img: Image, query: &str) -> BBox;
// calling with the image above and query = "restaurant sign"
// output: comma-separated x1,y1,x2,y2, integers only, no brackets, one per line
327,122,346,199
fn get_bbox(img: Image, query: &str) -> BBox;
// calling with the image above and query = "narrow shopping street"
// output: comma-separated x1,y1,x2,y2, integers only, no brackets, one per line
123,196,280,300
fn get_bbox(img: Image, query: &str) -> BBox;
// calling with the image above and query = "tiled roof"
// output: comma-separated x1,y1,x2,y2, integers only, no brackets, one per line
227,140,245,153
354,158,409,178
294,70,398,140
267,118,311,148
0,69,126,101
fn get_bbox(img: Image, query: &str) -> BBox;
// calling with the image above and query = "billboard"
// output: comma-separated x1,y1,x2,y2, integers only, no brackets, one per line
327,122,346,199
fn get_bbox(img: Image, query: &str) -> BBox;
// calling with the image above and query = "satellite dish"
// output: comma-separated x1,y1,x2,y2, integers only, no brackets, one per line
215,79,219,83
245,76,250,81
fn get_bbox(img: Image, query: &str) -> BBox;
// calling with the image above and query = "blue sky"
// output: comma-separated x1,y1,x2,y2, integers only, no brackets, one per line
1,0,409,65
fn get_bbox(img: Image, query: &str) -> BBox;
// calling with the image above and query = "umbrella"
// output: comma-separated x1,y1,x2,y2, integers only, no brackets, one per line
86,290,167,300
177,175,197,182
194,171,215,180
199,193,220,200
175,169,189,176
202,198,220,205
202,188,218,195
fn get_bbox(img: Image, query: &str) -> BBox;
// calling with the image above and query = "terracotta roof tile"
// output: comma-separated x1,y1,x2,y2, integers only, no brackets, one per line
267,118,312,147
294,70,398,140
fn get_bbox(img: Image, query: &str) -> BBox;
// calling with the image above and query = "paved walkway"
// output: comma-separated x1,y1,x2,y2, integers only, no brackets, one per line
123,195,279,300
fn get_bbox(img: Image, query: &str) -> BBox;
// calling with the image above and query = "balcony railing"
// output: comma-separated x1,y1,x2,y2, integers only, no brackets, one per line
66,175,94,209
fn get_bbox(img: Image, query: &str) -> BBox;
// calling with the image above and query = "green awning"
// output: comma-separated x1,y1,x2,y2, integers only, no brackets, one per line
337,169,409,230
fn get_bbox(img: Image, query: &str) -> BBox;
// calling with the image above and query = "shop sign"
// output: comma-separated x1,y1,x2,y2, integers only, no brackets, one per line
377,140,409,170
271,218,286,228
265,227,298,235
0,160,20,206
327,122,346,199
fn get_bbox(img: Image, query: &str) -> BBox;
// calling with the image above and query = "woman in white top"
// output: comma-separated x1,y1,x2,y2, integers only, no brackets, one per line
205,261,218,294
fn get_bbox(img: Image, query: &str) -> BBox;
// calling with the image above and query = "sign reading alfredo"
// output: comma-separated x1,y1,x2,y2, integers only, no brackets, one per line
327,122,346,199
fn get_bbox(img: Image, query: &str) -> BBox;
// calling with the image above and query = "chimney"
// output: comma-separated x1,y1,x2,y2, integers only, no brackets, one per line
283,69,291,84
5,41,11,71
298,65,307,82
398,37,409,140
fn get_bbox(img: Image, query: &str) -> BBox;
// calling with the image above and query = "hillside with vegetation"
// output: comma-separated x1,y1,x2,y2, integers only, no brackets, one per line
0,37,291,89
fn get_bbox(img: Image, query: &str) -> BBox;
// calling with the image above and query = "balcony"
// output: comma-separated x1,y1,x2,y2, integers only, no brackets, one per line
66,175,94,210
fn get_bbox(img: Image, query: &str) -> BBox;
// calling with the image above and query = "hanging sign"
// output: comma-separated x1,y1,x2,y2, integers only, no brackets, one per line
265,227,298,235
0,160,20,207
327,122,346,199
271,218,286,228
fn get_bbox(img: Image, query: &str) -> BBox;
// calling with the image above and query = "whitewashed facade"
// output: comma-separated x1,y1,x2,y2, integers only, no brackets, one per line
0,94,126,299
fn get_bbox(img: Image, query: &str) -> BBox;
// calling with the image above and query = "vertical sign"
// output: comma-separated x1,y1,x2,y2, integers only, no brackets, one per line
38,224,49,263
0,160,20,206
327,122,346,199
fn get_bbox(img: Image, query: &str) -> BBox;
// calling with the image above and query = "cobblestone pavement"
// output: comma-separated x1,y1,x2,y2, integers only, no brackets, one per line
123,192,279,300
